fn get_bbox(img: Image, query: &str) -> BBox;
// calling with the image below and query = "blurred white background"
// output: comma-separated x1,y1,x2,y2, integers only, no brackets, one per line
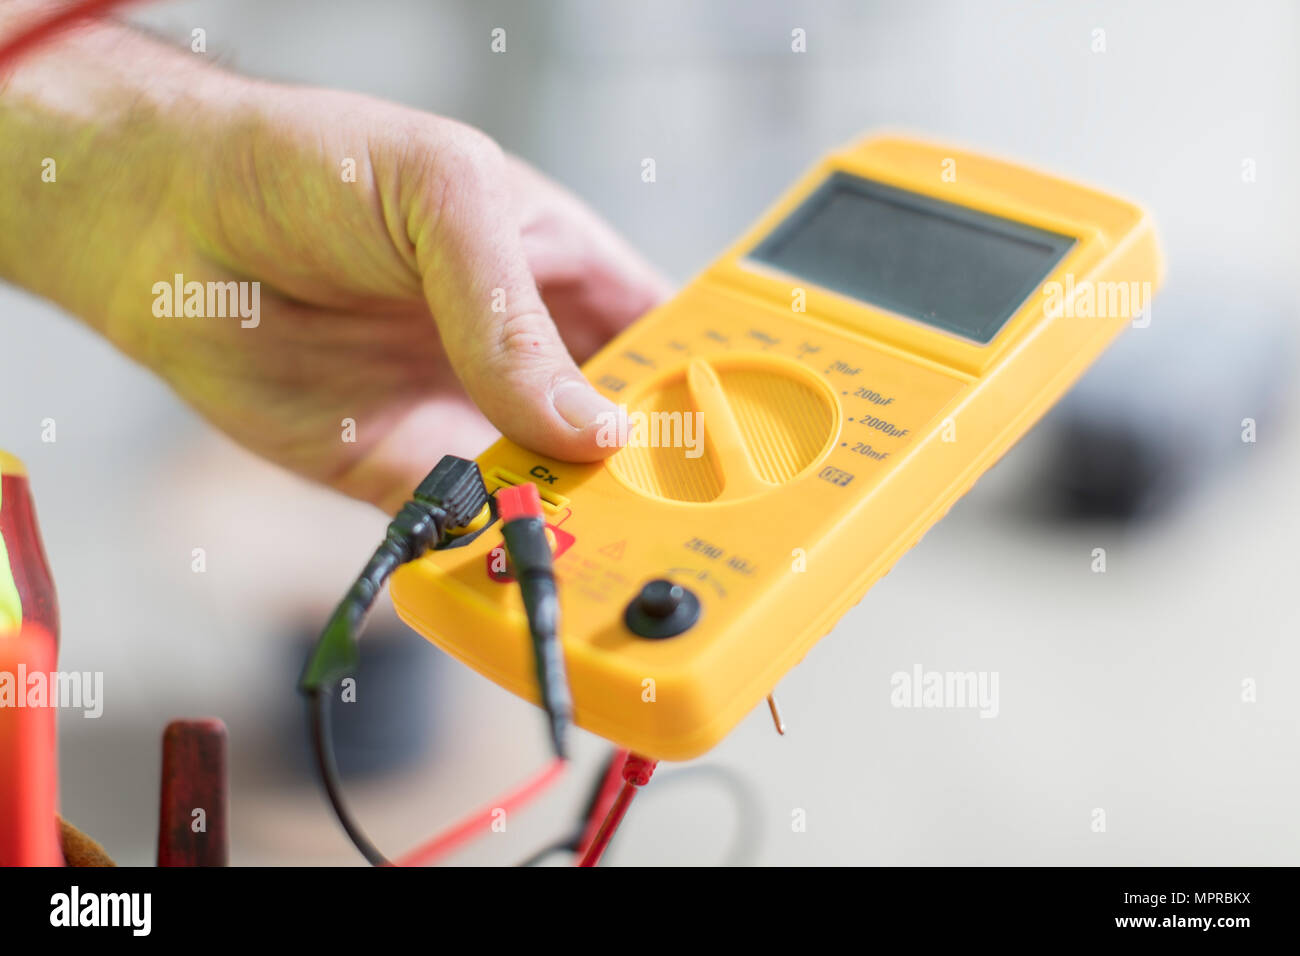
1,0,1296,865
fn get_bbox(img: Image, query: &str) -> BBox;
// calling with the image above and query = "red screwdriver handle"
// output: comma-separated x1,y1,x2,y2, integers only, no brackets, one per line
157,719,230,866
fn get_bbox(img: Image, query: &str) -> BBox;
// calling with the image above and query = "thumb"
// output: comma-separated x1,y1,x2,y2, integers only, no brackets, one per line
410,128,625,462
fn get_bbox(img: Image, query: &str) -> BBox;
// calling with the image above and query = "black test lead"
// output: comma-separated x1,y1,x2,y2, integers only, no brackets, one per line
498,483,572,759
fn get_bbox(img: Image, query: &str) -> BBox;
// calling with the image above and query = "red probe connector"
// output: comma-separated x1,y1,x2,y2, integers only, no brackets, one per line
496,482,544,523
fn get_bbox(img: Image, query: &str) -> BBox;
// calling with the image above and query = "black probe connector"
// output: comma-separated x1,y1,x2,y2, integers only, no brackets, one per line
300,455,489,693
498,483,573,759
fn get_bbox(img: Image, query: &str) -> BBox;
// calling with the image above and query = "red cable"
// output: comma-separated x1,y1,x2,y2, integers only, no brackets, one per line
394,757,567,867
574,748,630,858
576,753,657,867
0,0,150,75
576,783,637,868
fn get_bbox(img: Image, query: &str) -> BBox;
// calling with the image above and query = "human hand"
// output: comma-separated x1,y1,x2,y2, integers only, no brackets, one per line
0,19,668,512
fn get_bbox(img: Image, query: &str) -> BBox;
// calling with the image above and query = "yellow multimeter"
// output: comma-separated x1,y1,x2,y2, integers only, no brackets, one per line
391,134,1163,760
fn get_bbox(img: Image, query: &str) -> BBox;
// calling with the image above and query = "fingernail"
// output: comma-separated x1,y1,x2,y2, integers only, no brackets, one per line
552,379,619,432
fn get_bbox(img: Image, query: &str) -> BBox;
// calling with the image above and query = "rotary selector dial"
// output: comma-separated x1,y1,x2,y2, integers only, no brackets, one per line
607,354,840,504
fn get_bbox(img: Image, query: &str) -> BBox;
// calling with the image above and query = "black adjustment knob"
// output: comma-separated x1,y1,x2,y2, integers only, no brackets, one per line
625,579,701,639
639,580,683,617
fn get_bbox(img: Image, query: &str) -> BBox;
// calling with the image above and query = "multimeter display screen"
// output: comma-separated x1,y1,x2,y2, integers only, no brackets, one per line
747,172,1076,344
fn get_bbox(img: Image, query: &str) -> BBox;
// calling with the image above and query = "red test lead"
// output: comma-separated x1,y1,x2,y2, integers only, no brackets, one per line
577,753,658,867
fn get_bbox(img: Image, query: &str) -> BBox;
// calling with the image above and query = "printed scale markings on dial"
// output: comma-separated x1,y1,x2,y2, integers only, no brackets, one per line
607,321,796,374
840,376,913,467
613,323,926,490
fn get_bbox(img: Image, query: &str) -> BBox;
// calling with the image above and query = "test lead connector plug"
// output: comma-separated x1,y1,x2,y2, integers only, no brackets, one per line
497,483,573,760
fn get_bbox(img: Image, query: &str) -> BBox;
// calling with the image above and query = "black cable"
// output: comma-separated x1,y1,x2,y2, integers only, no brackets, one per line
307,687,390,867
300,456,490,866
515,841,573,868
636,764,764,867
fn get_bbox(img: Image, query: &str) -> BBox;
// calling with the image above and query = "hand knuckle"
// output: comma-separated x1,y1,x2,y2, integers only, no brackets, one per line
493,310,554,370
437,124,504,186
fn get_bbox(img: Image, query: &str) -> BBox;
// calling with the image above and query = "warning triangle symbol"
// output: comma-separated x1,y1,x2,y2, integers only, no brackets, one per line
598,540,626,560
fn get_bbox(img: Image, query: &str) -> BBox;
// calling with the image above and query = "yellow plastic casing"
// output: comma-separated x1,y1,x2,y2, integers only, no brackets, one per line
391,134,1164,760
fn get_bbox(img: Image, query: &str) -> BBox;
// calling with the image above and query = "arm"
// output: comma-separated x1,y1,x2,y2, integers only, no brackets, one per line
0,3,665,512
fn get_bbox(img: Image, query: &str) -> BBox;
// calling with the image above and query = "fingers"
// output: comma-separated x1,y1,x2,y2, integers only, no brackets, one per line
407,123,627,462
503,155,673,356
332,396,501,516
